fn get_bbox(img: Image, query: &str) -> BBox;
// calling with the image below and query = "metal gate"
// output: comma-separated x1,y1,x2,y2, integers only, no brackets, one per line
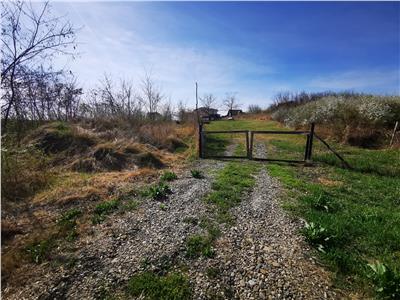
199,123,316,163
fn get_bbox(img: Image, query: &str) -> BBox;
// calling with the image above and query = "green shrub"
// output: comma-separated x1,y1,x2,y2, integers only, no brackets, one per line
368,262,400,299
127,271,191,300
160,171,177,182
92,199,119,224
190,169,203,179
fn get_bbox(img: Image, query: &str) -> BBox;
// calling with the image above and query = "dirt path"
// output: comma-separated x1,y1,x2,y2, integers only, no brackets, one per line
3,154,337,299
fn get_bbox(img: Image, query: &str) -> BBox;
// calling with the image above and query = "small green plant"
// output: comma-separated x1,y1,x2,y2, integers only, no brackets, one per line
159,203,167,211
127,271,191,300
26,239,54,264
185,234,214,258
58,208,82,226
302,222,333,252
304,191,338,213
160,170,177,182
368,262,400,299
92,199,119,224
57,209,82,240
143,182,172,201
191,169,203,179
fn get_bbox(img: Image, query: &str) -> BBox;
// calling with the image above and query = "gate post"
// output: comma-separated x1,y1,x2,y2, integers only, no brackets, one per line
246,131,250,159
304,134,310,161
305,123,315,162
198,123,203,158
249,131,254,160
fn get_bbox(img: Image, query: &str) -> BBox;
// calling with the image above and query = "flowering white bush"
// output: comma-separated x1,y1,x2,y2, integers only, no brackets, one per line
271,95,400,129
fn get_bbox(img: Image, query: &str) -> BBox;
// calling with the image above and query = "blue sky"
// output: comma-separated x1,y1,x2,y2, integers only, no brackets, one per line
52,1,400,109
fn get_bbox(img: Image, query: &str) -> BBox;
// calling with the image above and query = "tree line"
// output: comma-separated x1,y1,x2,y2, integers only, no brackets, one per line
1,1,269,135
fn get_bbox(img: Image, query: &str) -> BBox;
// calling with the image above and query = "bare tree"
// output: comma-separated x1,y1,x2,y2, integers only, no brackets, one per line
1,0,76,131
86,75,147,121
137,74,163,118
200,93,216,115
247,104,262,114
223,92,240,112
161,99,173,121
120,79,134,116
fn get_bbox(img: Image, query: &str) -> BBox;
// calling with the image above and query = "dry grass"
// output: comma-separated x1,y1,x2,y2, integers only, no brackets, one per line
1,120,196,290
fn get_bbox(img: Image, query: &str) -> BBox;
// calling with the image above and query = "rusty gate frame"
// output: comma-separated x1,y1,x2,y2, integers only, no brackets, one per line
199,123,316,163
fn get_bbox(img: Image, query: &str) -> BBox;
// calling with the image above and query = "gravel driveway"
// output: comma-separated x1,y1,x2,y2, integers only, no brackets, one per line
3,147,337,299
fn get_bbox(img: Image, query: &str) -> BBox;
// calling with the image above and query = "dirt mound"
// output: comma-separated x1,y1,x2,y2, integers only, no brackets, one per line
27,123,167,172
134,152,164,169
28,122,97,154
71,143,164,172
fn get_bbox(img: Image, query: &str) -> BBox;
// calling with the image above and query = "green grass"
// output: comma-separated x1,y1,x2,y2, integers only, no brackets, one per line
185,234,214,258
123,199,141,211
127,271,191,300
92,199,120,224
204,118,400,298
206,161,260,223
160,170,178,182
185,218,221,259
203,134,230,156
57,208,82,241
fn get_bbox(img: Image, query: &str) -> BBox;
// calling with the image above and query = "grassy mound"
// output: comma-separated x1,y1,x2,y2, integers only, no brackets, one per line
134,152,164,169
29,122,96,154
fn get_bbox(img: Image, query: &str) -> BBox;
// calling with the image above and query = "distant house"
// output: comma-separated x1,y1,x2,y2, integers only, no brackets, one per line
193,107,221,121
226,109,243,117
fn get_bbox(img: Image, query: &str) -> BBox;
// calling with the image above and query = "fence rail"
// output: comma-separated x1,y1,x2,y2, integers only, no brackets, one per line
198,122,351,168
199,123,315,163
